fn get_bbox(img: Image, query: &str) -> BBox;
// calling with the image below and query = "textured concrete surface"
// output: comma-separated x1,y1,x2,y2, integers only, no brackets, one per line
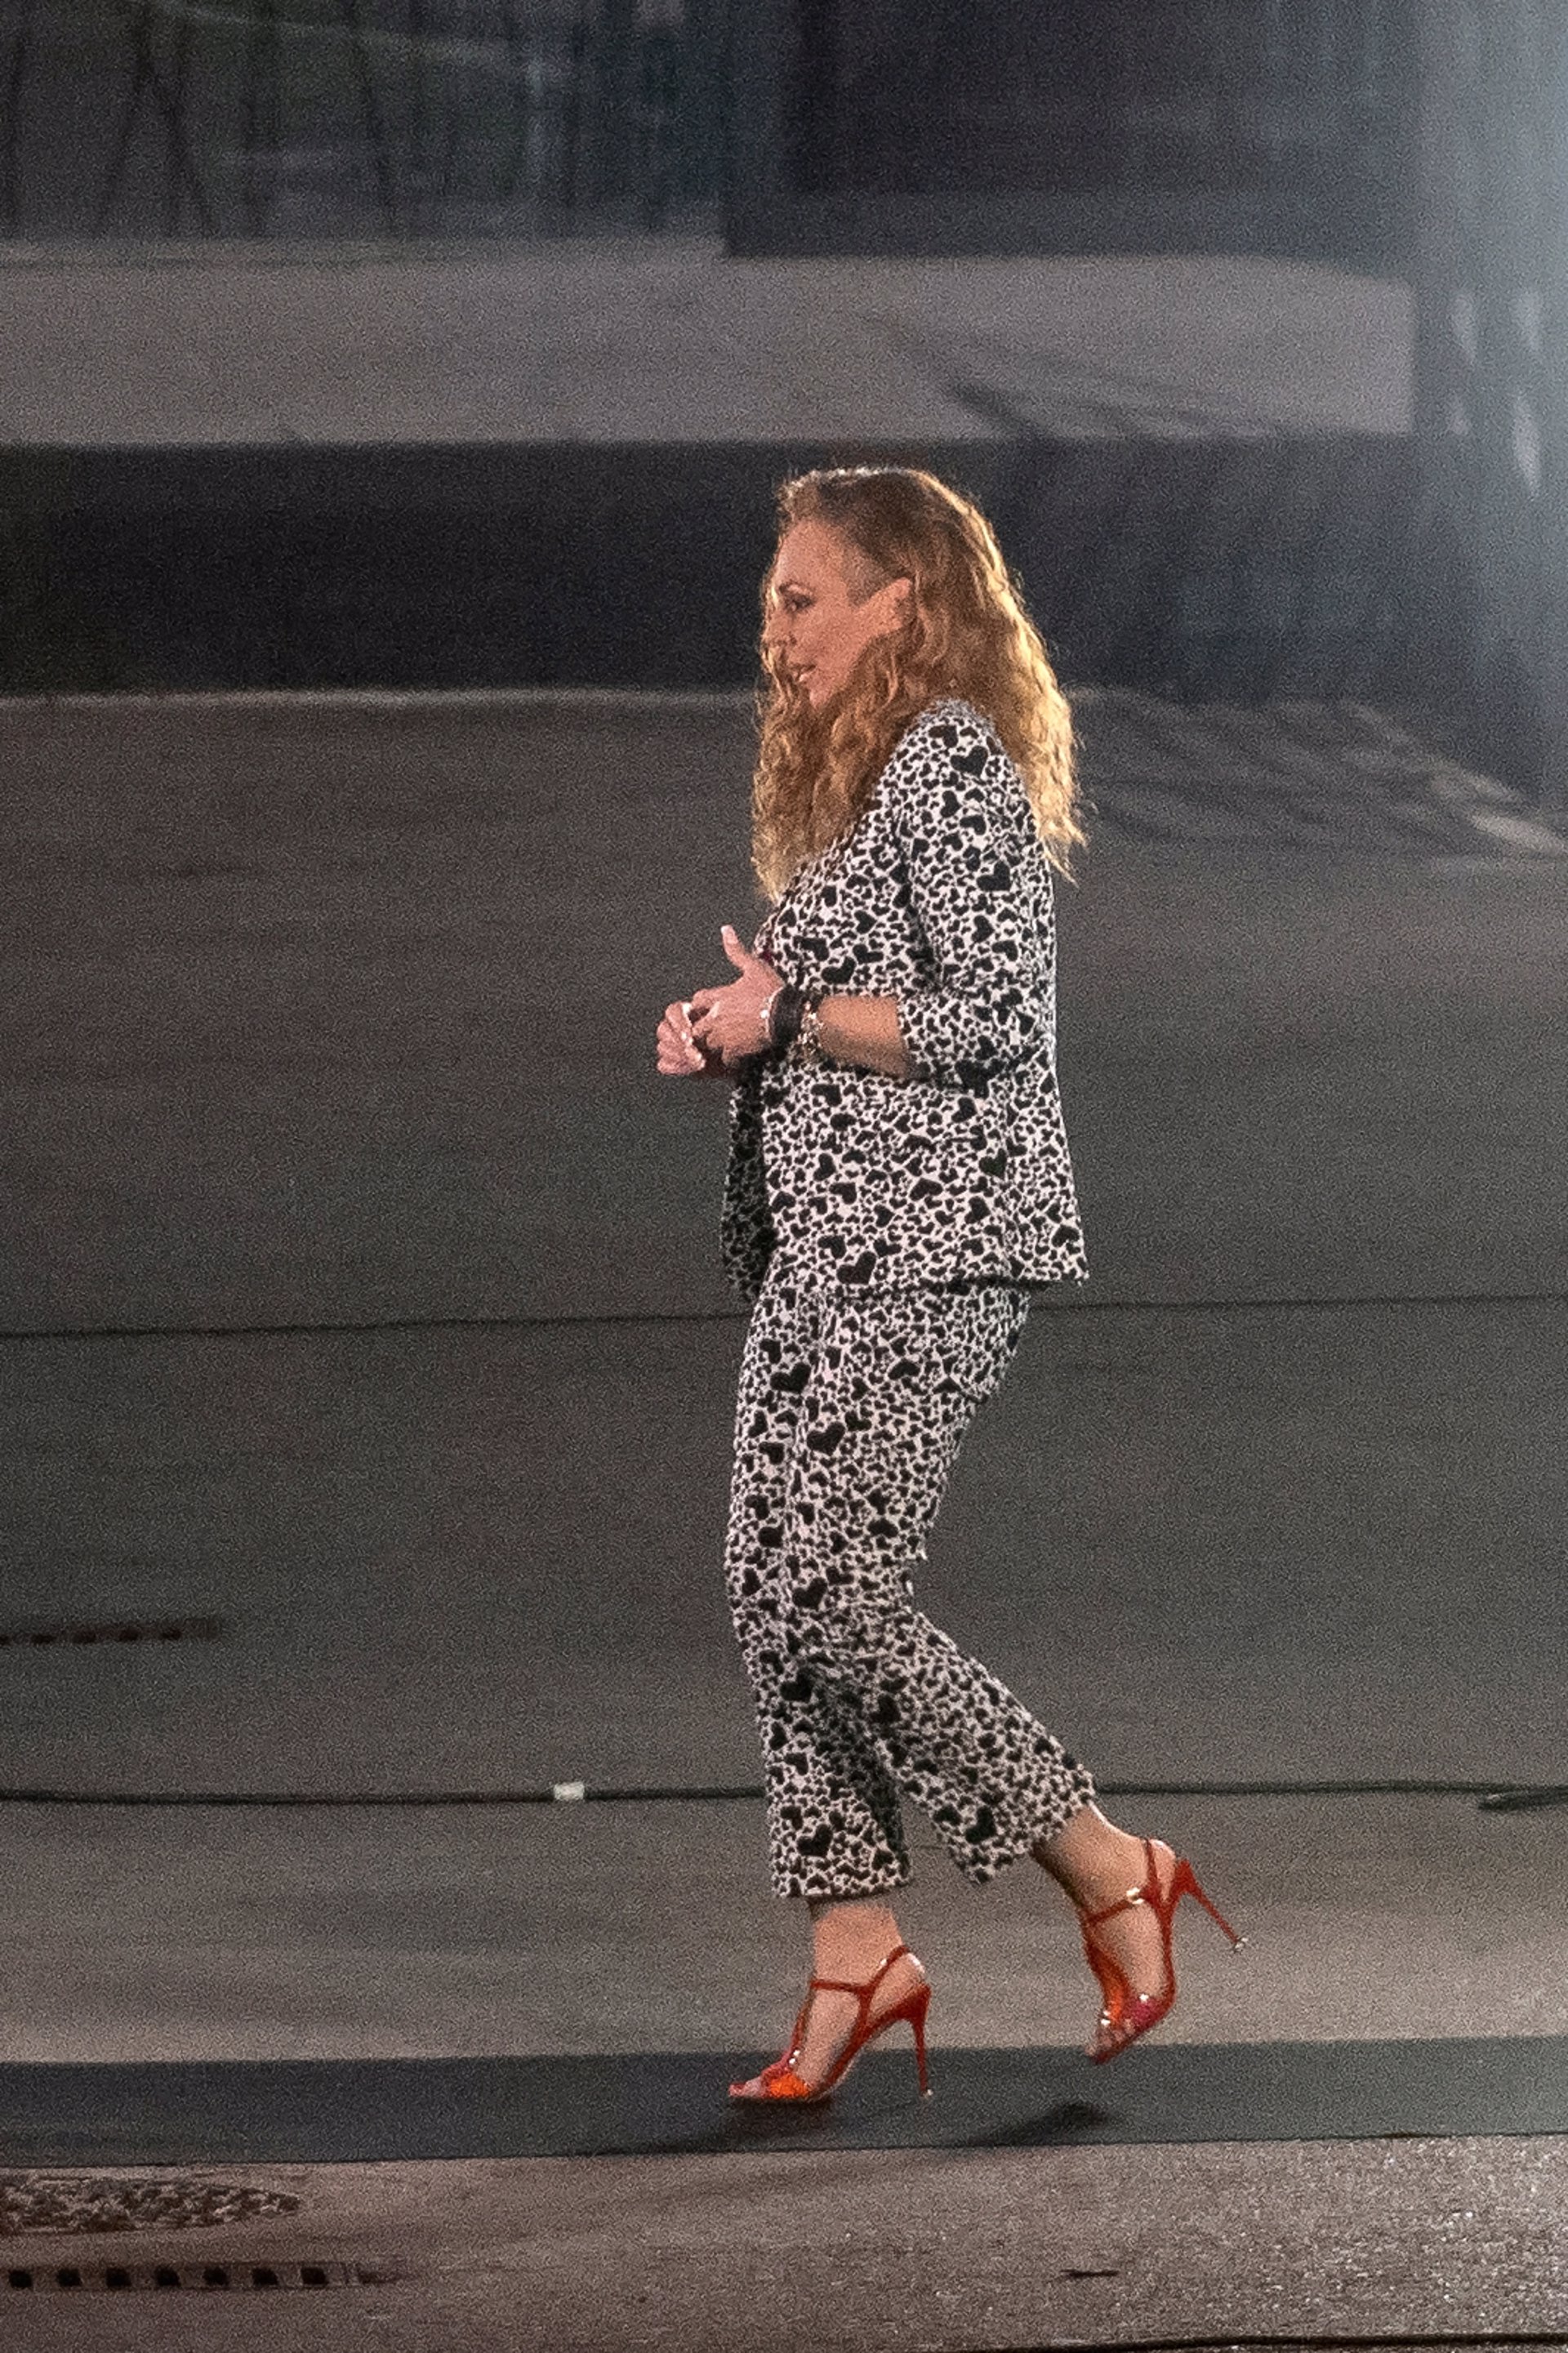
0,241,1411,447
5,692,1564,1333
3,1294,1566,1795
0,2138,1563,2348
0,1794,1561,2066
2,696,1565,1802
1,696,1563,2347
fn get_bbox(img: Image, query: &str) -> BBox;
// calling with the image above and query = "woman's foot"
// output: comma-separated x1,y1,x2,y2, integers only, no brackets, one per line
729,1946,929,2097
1035,1810,1182,2057
730,1897,931,2101
1036,1807,1244,2061
1072,1838,1183,2061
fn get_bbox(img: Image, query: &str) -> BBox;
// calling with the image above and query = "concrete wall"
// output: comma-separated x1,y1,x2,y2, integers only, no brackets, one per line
728,0,1414,265
0,433,1412,698
1410,0,1568,804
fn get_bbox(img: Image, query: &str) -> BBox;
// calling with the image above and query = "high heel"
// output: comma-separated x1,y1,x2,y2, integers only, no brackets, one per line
728,1943,933,2105
1074,1837,1245,2065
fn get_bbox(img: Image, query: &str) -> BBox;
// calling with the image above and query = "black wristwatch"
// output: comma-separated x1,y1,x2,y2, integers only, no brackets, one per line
769,984,823,1063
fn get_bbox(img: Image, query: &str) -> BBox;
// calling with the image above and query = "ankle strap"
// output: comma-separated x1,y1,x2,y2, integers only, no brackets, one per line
808,1941,911,1997
1078,1838,1158,1929
1080,1888,1143,1928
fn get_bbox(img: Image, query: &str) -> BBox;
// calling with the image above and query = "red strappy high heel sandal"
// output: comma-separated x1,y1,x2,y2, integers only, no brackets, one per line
728,1943,933,2105
1076,1836,1245,2064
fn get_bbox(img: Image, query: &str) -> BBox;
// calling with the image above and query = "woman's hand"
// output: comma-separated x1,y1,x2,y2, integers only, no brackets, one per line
656,996,726,1078
688,927,784,1067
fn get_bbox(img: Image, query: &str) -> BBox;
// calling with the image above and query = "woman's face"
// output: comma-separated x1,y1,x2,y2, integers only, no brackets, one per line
764,518,911,707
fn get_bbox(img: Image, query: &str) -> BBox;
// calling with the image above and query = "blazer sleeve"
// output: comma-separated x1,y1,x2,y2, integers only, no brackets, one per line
884,714,1056,1091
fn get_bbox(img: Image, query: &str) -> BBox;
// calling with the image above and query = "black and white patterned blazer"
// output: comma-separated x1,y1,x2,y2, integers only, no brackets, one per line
720,697,1088,1302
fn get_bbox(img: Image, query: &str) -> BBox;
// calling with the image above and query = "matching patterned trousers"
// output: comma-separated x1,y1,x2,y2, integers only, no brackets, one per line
724,1263,1097,1901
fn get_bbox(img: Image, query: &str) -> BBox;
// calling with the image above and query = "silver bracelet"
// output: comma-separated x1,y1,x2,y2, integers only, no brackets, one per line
758,984,784,1044
793,997,824,1066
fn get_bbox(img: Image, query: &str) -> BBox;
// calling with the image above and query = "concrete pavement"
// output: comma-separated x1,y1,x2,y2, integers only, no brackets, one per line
6,690,1562,1333
0,240,1410,448
0,2137,1565,2349
0,694,1564,2346
0,1790,1565,2343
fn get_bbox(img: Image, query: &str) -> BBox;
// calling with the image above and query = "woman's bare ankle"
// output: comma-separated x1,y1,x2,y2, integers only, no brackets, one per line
1032,1805,1149,1908
808,1896,904,1980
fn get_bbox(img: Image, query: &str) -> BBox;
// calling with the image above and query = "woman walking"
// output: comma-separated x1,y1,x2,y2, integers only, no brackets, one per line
656,467,1239,2104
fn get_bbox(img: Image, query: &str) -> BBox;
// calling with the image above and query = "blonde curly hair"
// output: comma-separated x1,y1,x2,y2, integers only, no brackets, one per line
753,466,1084,898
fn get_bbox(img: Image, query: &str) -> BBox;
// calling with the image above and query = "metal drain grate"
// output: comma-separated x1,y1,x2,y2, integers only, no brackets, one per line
3,2261,380,2292
0,1616,224,1651
0,2176,296,2235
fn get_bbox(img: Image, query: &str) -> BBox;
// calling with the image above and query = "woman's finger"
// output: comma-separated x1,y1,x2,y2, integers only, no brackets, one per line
720,924,756,973
657,1009,704,1064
